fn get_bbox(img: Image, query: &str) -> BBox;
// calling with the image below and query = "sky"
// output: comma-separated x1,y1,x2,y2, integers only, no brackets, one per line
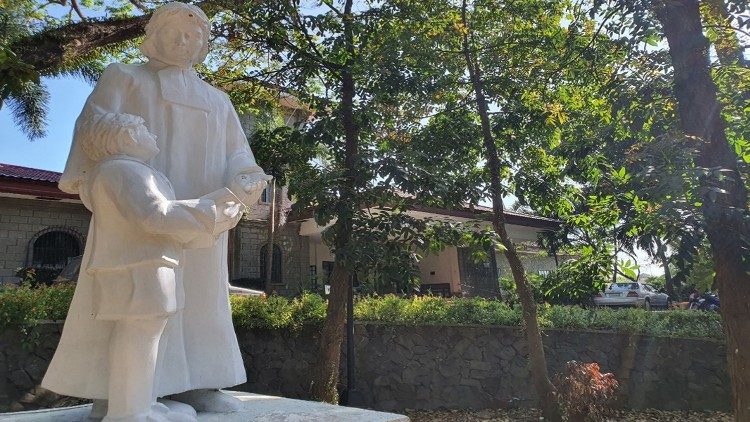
1,76,93,172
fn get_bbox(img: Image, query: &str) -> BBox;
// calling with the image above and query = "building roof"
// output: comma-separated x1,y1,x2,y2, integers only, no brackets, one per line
0,163,62,183
289,199,560,231
0,163,78,201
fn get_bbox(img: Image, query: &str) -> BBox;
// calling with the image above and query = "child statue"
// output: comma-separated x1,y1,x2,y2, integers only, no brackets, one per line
73,112,241,421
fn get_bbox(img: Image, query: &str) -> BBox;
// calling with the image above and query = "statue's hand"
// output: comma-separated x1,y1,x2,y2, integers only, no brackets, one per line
235,172,272,194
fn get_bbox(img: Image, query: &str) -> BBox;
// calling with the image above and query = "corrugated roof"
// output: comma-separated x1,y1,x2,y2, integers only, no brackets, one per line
0,163,62,183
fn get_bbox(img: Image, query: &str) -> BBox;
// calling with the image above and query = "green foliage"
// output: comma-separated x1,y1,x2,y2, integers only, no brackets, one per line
230,292,326,330
0,283,75,345
355,295,723,339
500,275,544,306
540,249,611,306
0,286,723,339
250,125,317,187
15,267,63,287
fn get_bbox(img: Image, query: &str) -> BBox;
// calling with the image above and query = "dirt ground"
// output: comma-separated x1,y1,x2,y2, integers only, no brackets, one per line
404,408,733,421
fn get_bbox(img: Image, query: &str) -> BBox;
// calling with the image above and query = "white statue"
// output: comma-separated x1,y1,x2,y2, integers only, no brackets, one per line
42,2,271,419
76,112,242,421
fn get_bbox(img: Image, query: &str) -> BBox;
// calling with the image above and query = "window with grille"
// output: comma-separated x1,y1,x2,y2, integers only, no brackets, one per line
31,230,81,270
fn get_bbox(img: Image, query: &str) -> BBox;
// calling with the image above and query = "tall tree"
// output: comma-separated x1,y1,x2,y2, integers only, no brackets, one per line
654,1,750,418
457,1,559,417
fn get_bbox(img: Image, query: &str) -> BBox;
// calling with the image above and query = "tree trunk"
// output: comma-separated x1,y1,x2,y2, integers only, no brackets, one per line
310,0,358,403
265,179,276,293
656,240,674,299
459,2,561,420
655,1,750,419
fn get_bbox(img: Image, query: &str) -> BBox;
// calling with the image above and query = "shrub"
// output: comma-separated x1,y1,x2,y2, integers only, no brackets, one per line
0,282,75,347
553,361,619,421
230,292,327,330
540,249,611,306
0,286,724,340
15,267,62,288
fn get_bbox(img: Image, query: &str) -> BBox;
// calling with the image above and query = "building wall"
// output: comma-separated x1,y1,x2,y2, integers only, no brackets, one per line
231,219,310,296
495,249,560,279
418,247,461,293
0,197,90,284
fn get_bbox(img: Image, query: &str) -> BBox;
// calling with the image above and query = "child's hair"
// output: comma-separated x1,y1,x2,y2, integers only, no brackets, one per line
79,113,147,162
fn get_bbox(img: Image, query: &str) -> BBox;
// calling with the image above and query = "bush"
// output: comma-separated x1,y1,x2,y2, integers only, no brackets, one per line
15,267,63,287
0,283,75,346
230,292,327,330
0,286,724,340
353,295,724,340
554,361,619,421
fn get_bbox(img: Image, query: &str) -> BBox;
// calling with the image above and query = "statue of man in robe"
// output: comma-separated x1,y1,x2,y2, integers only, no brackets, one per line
42,2,270,416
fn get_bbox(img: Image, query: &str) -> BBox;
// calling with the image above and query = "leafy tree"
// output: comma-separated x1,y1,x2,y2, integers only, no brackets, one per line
584,0,750,416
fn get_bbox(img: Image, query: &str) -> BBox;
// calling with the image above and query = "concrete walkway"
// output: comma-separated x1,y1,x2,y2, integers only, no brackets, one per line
1,391,410,422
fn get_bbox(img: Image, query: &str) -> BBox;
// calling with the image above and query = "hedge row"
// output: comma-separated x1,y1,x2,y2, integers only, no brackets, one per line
0,284,724,340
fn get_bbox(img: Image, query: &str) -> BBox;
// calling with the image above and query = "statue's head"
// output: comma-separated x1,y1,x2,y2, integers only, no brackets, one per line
140,2,210,68
80,113,160,163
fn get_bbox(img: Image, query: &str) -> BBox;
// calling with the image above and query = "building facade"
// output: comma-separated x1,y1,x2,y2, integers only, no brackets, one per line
0,162,562,297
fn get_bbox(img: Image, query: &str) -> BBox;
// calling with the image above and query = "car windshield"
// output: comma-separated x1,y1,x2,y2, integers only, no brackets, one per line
612,282,638,291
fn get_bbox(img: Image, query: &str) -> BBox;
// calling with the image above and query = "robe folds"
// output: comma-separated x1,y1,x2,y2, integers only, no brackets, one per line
42,62,263,399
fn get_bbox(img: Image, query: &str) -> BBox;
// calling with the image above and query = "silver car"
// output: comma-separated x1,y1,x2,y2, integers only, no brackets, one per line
593,282,669,310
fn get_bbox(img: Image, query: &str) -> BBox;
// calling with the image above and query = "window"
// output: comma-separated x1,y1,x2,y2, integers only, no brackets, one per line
259,244,282,284
29,228,82,270
260,187,269,203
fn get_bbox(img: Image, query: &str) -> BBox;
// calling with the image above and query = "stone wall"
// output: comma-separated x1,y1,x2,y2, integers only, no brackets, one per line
0,323,730,413
0,197,90,284
235,324,730,412
231,220,310,296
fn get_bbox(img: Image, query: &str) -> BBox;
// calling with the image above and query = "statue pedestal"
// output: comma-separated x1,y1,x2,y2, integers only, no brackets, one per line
1,391,410,421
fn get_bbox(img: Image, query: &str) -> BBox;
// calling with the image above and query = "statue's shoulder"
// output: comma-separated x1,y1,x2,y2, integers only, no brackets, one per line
96,157,152,181
200,79,232,103
99,63,149,85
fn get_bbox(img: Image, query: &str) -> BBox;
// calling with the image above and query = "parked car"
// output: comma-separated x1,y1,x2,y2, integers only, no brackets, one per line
54,255,265,297
593,282,669,310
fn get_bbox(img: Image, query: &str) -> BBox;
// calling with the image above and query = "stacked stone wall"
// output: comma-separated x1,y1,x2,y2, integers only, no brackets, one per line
235,324,730,412
232,220,310,296
0,323,730,412
0,198,90,284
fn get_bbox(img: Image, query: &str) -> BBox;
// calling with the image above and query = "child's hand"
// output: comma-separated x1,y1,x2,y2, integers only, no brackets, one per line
222,201,242,219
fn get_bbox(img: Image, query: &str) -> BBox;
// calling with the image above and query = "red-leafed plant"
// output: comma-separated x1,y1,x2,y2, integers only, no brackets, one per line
553,361,619,421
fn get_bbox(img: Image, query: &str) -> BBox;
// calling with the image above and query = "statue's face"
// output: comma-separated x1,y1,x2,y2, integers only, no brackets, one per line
126,124,160,162
152,14,205,67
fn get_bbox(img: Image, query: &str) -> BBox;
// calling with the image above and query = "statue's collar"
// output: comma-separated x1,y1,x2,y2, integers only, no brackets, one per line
147,60,211,112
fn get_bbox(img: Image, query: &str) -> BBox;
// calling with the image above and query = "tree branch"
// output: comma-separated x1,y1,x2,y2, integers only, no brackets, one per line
128,0,150,13
70,0,87,21
10,14,151,75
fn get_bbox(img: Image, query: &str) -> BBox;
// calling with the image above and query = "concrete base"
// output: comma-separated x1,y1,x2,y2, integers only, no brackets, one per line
0,391,410,421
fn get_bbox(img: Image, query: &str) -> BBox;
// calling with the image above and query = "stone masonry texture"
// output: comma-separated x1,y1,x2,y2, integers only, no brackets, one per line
0,198,90,284
0,323,731,412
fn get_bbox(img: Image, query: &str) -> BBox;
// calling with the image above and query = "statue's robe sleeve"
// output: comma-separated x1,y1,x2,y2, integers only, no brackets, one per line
224,98,266,205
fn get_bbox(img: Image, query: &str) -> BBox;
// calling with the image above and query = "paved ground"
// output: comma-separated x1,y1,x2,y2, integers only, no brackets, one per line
405,408,732,421
2,391,409,422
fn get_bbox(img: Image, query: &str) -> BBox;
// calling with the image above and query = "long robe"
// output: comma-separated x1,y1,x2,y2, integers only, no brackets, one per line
42,61,262,399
